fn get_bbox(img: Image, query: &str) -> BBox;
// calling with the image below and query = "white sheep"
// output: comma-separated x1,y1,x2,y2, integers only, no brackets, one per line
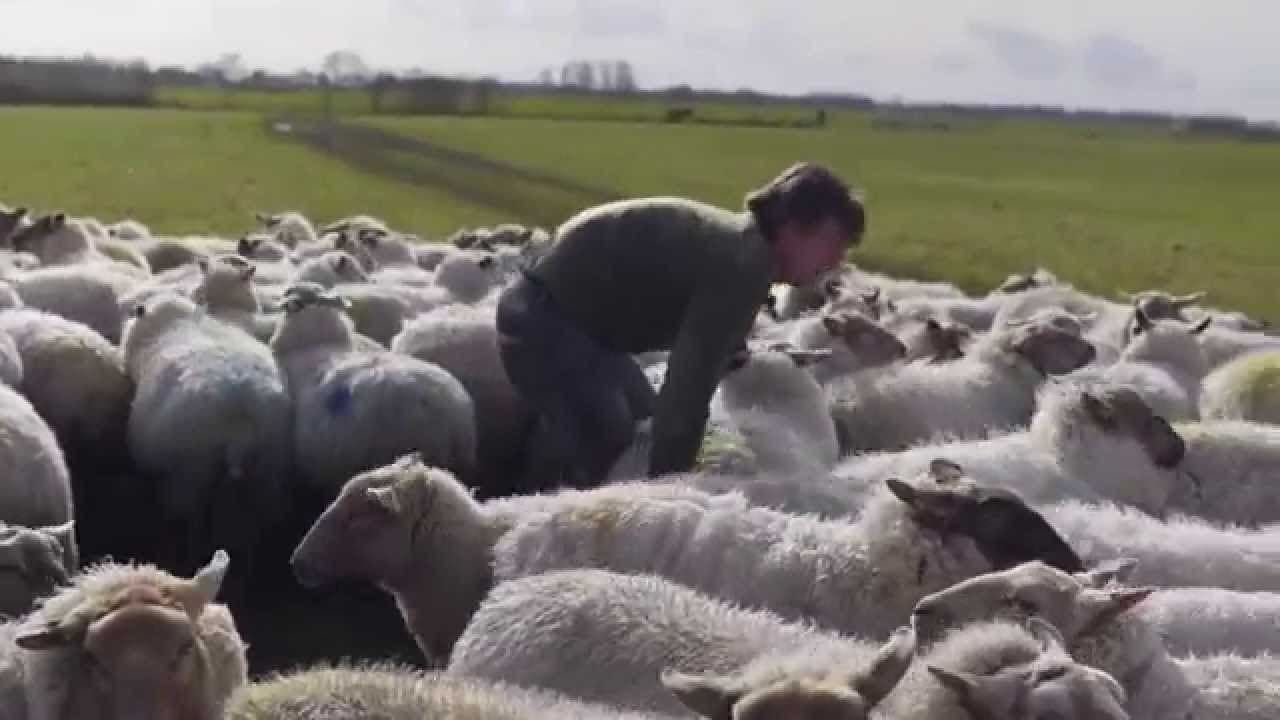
269,283,477,494
122,293,293,577
1136,583,1280,658
329,283,414,347
9,213,148,279
5,264,140,344
414,243,455,272
256,210,319,249
235,233,291,263
390,304,532,497
0,382,73,531
992,283,1131,356
134,237,210,274
190,255,279,343
289,454,1082,663
1198,324,1280,369
449,568,917,717
778,311,907,383
876,617,1131,720
224,664,672,720
1068,309,1211,421
3,550,247,720
911,560,1280,720
292,250,369,288
830,316,1096,455
1199,349,1280,423
0,520,75,620
1158,419,1280,527
105,218,151,242
428,249,503,305
0,308,134,469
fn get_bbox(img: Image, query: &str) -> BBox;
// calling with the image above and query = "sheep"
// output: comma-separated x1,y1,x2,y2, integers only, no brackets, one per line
414,242,455,272
4,550,248,720
292,250,369,288
224,663,672,720
994,267,1060,294
1135,583,1280,658
829,315,1096,455
135,237,210,274
8,213,147,279
1199,349,1280,423
104,218,151,242
992,284,1131,357
4,264,140,343
910,560,1280,720
190,255,279,343
121,293,292,578
780,311,907,383
0,520,75,620
269,283,477,494
235,233,291,263
390,304,532,497
0,308,134,472
255,210,318,249
290,454,1081,663
0,206,27,246
329,283,414,347
838,264,967,302
1159,419,1280,527
449,568,916,717
430,249,503,305
899,317,976,364
875,618,1131,720
1198,324,1280,369
1068,309,1211,421
0,382,73,531
0,332,18,388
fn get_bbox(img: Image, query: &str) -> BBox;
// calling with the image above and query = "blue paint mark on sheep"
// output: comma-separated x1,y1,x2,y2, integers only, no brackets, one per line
326,385,354,416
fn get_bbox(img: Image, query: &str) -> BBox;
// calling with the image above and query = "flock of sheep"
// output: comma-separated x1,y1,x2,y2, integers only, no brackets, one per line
0,200,1279,719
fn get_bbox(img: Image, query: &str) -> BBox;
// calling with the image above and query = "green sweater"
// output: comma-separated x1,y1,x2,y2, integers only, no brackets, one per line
530,197,776,477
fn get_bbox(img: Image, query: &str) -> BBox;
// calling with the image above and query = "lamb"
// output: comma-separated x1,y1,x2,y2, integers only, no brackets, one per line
256,210,319,249
289,454,1081,663
0,308,134,471
910,560,1280,720
268,283,477,494
449,568,917,717
3,550,248,720
122,294,292,578
292,250,369,288
0,520,75,619
224,664,672,720
829,315,1096,455
1068,309,1211,421
390,304,532,497
0,382,73,531
4,264,140,343
1199,349,1280,423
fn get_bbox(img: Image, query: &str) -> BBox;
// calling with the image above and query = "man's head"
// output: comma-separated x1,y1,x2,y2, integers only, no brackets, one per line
746,162,865,286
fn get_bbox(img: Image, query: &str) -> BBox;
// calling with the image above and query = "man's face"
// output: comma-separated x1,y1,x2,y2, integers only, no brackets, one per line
774,216,850,286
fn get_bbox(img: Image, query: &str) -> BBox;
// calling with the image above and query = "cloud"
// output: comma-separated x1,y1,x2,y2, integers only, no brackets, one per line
1082,32,1193,91
576,0,666,37
967,21,1069,79
931,52,974,74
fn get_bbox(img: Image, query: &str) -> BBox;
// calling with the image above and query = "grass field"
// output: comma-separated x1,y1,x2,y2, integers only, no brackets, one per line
4,103,1278,321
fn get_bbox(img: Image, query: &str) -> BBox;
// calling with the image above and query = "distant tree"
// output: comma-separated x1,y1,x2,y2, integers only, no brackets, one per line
596,61,615,91
537,67,555,85
614,61,636,92
322,50,370,85
198,53,248,84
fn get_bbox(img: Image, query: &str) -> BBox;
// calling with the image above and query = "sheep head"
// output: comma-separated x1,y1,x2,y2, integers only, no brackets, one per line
15,550,239,720
0,520,76,618
1126,290,1207,324
662,626,916,720
885,459,1084,575
0,205,27,244
922,318,974,364
291,454,480,591
994,268,1057,295
1000,319,1096,376
926,617,1129,720
280,282,352,315
911,559,1154,654
9,211,79,261
821,313,907,366
1079,387,1185,468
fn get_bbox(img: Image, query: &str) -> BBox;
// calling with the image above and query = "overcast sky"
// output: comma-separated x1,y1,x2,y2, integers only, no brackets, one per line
4,0,1278,120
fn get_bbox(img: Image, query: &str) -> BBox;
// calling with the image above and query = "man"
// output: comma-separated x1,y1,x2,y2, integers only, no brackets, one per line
496,162,865,487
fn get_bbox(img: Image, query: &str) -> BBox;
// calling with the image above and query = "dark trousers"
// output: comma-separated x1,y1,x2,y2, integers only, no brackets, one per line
496,273,657,489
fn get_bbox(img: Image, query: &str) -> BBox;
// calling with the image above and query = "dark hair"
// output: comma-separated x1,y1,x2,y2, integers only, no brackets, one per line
745,162,865,245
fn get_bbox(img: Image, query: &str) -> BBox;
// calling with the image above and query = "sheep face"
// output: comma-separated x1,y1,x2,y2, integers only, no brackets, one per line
1000,321,1096,376
1123,308,1211,370
16,550,234,720
0,521,75,617
0,205,27,245
1079,387,1185,468
193,255,259,312
821,313,907,366
921,317,974,363
994,268,1057,295
236,234,287,262
10,212,91,263
662,627,916,720
1127,290,1205,326
928,625,1129,720
886,459,1084,575
291,455,478,590
911,560,1153,651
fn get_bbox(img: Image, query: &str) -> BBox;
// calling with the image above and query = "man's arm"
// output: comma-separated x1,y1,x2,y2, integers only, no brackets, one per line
647,279,766,478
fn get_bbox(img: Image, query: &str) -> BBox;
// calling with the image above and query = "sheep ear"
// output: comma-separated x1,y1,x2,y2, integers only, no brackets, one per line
365,486,402,515
1077,587,1155,638
928,458,965,485
860,287,880,304
821,314,844,336
1025,616,1069,655
196,256,210,274
784,348,833,367
852,626,916,706
660,670,743,720
1133,307,1154,332
1190,316,1211,335
178,549,230,618
240,264,257,281
1075,558,1139,588
477,255,496,270
333,254,350,270
927,665,980,699
15,621,74,650
884,478,918,507
50,213,66,230
925,317,943,333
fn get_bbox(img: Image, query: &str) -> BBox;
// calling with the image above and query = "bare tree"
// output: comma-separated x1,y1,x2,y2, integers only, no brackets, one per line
322,50,370,85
